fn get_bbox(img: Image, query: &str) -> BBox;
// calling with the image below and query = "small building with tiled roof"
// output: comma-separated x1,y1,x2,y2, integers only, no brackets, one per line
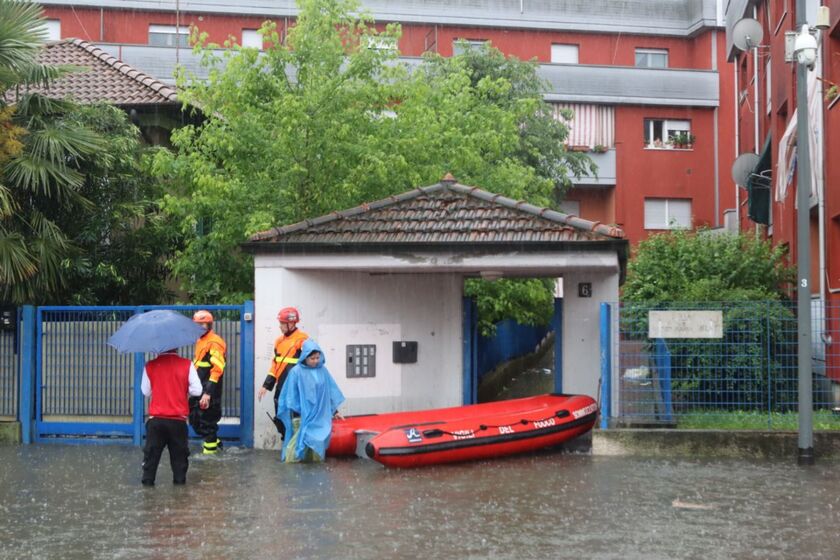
244,175,627,449
5,39,193,145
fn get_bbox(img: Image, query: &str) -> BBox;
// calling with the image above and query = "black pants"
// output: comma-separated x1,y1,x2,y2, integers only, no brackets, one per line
142,418,190,485
189,376,223,443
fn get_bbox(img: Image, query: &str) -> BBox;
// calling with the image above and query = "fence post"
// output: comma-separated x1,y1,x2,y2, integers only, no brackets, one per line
18,306,36,444
240,300,255,448
599,302,612,429
133,352,145,446
462,297,476,405
552,298,563,394
766,310,772,429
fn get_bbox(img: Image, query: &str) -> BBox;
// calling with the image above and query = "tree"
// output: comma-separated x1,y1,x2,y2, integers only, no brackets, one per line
50,104,177,305
623,229,793,303
0,0,105,303
155,0,588,311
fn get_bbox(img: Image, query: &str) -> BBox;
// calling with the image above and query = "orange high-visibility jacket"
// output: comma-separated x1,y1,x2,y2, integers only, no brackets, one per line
193,330,227,389
263,328,309,391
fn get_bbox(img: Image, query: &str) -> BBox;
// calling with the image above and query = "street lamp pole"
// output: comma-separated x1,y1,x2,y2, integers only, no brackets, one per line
794,0,814,465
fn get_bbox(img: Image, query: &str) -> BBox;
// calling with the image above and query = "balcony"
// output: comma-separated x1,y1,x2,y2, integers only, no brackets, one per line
96,44,720,108
573,148,616,187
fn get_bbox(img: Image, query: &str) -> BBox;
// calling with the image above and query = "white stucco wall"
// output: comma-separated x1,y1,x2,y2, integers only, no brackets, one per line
253,263,464,449
561,271,620,399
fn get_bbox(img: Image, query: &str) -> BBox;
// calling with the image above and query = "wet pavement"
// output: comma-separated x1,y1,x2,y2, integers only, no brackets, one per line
2,444,840,559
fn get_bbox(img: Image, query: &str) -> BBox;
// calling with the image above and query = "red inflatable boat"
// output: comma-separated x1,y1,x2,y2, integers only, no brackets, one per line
327,393,598,468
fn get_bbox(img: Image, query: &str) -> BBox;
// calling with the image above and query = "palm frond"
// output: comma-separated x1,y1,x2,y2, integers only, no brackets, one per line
0,183,18,217
0,228,36,284
0,0,47,71
5,153,86,200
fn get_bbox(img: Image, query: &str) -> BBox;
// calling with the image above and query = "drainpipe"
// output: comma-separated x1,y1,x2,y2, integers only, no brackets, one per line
712,29,720,227
99,8,104,41
734,58,741,227
753,6,760,155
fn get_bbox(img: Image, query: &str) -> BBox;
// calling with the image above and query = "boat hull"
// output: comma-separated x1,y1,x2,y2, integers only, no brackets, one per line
327,393,598,467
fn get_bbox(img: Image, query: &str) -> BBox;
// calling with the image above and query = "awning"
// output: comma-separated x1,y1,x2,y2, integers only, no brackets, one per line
747,135,772,225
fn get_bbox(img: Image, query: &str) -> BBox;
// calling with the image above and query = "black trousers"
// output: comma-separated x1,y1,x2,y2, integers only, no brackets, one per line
142,418,190,485
189,375,223,443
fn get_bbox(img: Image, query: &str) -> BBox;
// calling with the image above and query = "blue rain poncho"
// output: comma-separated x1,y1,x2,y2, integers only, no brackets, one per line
276,339,345,462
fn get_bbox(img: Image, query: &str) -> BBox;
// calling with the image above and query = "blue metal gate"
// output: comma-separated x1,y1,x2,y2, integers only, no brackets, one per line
34,303,254,445
0,308,20,420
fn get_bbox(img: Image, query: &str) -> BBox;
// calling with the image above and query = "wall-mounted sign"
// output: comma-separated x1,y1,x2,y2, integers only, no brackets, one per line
648,310,723,339
578,282,592,298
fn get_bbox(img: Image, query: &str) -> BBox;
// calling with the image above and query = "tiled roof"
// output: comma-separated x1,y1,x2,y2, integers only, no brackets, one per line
249,175,625,247
6,39,178,106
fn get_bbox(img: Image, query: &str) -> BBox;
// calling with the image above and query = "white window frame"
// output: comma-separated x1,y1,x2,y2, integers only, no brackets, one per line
551,44,579,64
453,39,489,55
148,24,189,48
560,200,581,216
644,118,691,149
241,29,262,49
644,199,692,230
635,48,669,68
42,19,61,41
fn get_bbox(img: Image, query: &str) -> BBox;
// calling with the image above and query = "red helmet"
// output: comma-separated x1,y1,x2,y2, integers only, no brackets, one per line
193,310,214,324
277,307,300,324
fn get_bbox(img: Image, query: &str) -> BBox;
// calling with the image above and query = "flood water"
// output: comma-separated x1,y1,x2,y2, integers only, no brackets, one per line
2,444,839,560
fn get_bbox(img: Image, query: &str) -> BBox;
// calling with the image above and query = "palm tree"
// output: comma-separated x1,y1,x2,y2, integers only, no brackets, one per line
0,0,103,303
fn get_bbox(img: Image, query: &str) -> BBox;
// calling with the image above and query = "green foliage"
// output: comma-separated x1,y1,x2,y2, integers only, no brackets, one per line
676,409,840,431
623,229,793,303
464,278,555,336
622,230,797,411
1,0,110,303
49,104,176,304
154,0,586,316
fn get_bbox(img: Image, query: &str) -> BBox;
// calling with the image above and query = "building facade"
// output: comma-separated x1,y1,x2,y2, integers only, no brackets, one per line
38,0,734,246
725,0,839,378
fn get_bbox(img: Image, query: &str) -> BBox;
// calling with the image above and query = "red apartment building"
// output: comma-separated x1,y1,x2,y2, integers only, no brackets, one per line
726,0,839,377
37,0,734,247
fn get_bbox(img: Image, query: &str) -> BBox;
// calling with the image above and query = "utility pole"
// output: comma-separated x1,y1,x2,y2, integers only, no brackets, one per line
793,0,814,465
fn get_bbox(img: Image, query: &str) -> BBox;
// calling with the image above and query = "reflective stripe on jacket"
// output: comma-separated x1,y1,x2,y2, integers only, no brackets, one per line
193,330,227,384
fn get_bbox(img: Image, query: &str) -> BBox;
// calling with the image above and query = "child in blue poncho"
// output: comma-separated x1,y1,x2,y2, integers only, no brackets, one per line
276,339,345,463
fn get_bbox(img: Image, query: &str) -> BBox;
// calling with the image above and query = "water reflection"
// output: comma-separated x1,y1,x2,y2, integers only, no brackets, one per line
1,445,839,559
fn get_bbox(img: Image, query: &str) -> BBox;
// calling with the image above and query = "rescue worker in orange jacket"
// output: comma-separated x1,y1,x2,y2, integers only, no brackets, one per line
257,307,309,437
190,310,227,454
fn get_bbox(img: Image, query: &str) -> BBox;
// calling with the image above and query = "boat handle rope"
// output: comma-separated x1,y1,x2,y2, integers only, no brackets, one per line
421,409,571,438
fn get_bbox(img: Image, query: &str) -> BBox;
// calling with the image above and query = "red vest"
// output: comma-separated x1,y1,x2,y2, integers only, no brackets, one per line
146,353,192,419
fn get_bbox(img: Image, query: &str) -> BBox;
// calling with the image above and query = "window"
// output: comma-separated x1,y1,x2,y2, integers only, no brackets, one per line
148,25,189,48
643,118,691,148
635,48,668,68
560,200,581,216
644,199,692,229
551,44,579,64
363,35,398,51
453,39,488,55
241,29,262,49
42,19,61,41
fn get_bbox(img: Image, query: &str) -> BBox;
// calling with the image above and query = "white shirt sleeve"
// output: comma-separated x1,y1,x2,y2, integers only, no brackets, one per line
188,364,203,397
141,368,151,397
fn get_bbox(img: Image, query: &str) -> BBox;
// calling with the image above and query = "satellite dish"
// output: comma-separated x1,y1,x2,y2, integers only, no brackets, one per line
732,18,764,51
731,152,761,187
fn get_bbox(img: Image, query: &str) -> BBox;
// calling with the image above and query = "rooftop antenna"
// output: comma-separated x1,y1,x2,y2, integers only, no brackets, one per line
732,18,765,51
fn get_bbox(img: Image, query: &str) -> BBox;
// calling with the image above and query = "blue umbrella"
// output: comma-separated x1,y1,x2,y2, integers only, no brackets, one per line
107,309,205,354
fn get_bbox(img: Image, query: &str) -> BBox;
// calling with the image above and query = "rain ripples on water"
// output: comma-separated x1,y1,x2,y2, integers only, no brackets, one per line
1,445,840,559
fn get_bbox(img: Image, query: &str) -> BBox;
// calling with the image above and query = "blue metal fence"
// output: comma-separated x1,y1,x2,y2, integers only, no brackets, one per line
601,301,840,428
32,304,254,445
0,312,19,419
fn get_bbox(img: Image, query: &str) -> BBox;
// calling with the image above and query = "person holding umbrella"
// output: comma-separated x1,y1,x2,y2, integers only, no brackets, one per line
141,347,203,486
190,310,227,455
107,309,207,486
